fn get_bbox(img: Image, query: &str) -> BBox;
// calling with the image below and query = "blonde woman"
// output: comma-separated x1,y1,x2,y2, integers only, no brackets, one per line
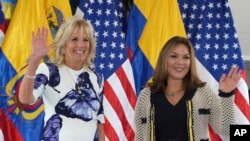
19,16,105,141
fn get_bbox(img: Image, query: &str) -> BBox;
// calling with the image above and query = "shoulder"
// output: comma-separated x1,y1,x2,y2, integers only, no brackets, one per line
37,62,47,69
36,62,50,74
140,87,151,96
135,87,152,111
37,63,60,81
138,87,151,101
38,62,58,71
87,67,104,84
196,84,214,94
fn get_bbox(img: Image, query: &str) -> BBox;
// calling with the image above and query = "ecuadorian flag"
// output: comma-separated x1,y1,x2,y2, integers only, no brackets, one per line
0,0,71,141
126,0,186,95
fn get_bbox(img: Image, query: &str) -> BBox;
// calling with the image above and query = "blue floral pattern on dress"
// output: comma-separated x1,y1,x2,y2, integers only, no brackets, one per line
94,129,98,141
97,89,104,116
39,64,103,140
34,74,48,89
55,72,101,121
91,68,103,88
47,63,60,87
34,63,60,89
42,114,62,141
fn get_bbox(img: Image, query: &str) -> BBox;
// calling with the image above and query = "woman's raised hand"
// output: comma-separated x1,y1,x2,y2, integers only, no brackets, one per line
219,66,242,93
31,27,49,61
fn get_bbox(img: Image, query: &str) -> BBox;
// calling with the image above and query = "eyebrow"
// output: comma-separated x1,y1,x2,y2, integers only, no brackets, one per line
170,52,190,56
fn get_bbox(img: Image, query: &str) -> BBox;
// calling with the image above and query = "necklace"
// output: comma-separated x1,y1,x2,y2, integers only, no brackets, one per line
165,89,184,97
165,93,176,97
65,65,83,93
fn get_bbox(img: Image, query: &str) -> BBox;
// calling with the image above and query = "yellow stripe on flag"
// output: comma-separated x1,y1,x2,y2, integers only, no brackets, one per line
1,2,16,20
2,0,72,121
135,0,186,68
2,0,72,72
134,0,155,19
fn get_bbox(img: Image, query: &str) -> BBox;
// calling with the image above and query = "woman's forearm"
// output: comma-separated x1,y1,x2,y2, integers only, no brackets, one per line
97,123,105,141
18,55,40,104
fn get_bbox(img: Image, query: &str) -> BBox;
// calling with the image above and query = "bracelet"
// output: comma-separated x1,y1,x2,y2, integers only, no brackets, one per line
24,74,36,80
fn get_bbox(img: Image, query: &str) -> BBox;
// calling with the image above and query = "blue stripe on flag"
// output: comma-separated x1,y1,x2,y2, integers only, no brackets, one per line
126,4,154,95
0,50,16,94
0,49,44,141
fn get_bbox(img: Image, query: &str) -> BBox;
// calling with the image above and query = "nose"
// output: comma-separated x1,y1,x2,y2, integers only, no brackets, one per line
176,57,184,65
78,40,88,48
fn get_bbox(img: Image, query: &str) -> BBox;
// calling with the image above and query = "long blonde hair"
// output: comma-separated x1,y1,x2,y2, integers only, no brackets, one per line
52,16,96,68
147,36,205,95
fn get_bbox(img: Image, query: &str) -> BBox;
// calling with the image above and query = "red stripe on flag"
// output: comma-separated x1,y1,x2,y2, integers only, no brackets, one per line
241,70,248,82
209,125,222,141
0,19,10,33
104,81,135,140
235,89,250,122
115,66,137,108
104,117,119,141
0,108,24,141
16,80,43,110
126,46,133,61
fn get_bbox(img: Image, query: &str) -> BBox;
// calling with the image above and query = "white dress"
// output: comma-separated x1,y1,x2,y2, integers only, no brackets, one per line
33,63,104,141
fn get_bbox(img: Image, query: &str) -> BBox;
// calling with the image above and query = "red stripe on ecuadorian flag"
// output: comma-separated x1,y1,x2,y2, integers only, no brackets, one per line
0,108,24,141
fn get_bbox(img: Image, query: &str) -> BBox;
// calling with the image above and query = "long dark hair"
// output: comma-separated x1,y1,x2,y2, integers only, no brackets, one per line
147,36,205,95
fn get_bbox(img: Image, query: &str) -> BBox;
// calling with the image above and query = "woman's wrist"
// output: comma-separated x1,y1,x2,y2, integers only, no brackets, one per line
27,55,41,64
24,73,36,80
25,55,41,79
218,89,235,97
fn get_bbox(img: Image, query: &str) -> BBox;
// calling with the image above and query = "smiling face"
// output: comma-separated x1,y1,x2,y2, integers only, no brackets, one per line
166,43,191,81
64,27,90,70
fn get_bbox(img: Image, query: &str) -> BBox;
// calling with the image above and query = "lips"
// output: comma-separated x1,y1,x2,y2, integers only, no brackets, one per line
174,67,185,71
74,50,84,54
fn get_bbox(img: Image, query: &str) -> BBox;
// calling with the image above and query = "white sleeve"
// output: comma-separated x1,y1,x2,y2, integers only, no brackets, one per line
32,63,50,103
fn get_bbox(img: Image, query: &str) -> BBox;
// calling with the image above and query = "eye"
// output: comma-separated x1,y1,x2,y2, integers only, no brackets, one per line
170,55,177,58
83,38,89,42
72,37,78,41
184,55,190,59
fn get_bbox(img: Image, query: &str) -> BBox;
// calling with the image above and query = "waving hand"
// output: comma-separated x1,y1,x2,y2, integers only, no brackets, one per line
219,66,242,93
30,27,50,61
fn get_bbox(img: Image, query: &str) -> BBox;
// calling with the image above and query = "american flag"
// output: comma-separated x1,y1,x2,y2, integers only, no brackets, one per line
178,0,250,139
76,0,136,140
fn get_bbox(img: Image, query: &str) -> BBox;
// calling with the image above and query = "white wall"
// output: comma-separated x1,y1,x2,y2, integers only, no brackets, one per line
229,0,250,61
